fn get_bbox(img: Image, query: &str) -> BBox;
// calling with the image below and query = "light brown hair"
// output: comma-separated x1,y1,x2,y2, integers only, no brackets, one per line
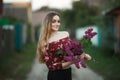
37,11,60,63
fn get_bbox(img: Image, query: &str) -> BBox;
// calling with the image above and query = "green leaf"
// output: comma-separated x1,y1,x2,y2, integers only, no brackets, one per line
56,50,67,56
56,50,63,55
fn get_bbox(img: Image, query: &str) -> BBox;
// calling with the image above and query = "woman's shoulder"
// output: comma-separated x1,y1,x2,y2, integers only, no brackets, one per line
48,31,69,44
58,31,69,37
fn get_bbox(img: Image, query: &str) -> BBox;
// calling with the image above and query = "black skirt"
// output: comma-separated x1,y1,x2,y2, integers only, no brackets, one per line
47,68,72,80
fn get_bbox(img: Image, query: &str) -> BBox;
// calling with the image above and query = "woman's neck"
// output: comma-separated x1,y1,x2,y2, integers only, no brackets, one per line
51,31,58,37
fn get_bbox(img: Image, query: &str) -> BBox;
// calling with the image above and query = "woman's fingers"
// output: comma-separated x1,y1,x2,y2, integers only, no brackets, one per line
85,54,92,60
79,53,85,59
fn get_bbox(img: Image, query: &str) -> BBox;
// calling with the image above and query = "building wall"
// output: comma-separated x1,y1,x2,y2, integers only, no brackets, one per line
0,0,3,15
114,15,120,53
32,11,48,27
115,15,120,39
3,5,28,21
81,0,106,6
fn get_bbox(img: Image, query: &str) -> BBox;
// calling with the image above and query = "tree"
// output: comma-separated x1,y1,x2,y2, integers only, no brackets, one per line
100,0,120,10
61,9,76,38
72,1,98,27
62,1,98,38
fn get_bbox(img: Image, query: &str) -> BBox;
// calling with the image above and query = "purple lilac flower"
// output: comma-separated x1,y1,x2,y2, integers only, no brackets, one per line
63,39,86,69
84,28,97,39
85,28,93,34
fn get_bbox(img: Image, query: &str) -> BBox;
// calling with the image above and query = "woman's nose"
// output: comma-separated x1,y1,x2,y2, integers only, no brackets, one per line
55,22,60,25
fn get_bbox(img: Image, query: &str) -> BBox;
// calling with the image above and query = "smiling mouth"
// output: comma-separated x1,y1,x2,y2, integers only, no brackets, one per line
55,26,59,28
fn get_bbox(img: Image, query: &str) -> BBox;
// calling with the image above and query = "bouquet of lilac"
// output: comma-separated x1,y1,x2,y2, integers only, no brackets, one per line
80,28,97,49
63,39,86,68
57,28,97,69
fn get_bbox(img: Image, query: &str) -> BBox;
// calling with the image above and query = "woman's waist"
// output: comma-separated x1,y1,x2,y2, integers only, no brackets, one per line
49,67,71,72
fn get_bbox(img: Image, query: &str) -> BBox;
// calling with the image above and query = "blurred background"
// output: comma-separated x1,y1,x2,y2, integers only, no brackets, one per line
0,0,120,80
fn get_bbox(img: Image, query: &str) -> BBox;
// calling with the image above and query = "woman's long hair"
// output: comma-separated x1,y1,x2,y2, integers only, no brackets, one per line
37,11,60,63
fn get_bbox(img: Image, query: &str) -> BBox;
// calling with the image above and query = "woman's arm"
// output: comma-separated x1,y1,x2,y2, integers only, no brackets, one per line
62,61,73,69
61,53,92,69
44,54,63,70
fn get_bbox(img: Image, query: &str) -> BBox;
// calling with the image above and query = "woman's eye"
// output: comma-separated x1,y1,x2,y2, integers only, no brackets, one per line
52,20,60,23
58,20,60,23
52,20,56,23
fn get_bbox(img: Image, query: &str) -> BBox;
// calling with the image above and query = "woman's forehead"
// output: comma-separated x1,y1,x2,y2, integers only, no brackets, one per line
52,15,60,20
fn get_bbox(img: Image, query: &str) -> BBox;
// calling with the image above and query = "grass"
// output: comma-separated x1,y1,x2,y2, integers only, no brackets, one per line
85,46,120,80
0,43,37,80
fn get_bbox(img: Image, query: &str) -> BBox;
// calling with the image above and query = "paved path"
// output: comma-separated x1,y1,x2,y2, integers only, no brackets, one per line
26,58,104,80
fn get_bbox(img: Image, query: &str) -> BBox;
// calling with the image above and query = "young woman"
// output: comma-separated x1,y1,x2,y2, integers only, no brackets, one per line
36,11,91,80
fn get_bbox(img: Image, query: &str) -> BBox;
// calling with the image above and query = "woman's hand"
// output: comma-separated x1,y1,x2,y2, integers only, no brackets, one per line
84,54,92,60
77,53,92,60
76,53,86,59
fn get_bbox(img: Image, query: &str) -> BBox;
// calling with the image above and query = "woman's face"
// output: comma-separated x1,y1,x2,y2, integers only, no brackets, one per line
51,15,60,31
